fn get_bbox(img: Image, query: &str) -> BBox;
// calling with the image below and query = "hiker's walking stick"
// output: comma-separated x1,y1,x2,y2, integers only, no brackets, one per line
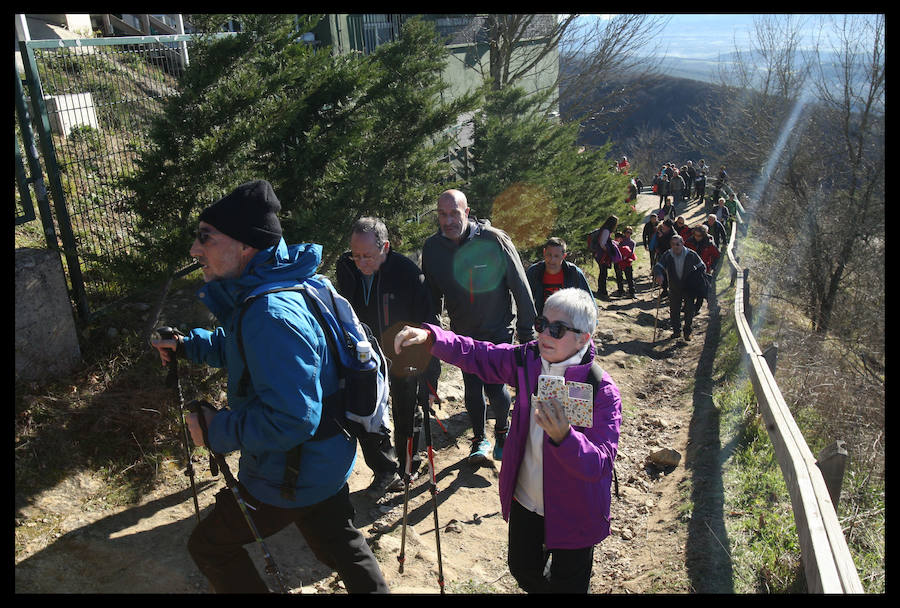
397,405,419,575
397,368,445,594
190,400,291,594
652,283,662,344
156,326,201,524
421,394,445,594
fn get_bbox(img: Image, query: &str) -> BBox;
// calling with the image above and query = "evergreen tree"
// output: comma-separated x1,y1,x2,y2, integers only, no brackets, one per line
125,14,478,278
468,85,638,263
266,16,480,268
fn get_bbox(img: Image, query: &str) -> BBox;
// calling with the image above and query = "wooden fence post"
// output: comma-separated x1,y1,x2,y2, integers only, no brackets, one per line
816,440,848,509
743,268,752,323
763,344,778,374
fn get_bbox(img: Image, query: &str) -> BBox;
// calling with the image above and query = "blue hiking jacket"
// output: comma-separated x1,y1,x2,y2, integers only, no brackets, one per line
182,239,356,508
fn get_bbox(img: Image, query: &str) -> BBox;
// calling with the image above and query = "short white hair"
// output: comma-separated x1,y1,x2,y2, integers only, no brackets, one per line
543,288,597,335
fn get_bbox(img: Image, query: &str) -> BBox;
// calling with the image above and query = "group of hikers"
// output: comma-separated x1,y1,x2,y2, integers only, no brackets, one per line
148,169,729,594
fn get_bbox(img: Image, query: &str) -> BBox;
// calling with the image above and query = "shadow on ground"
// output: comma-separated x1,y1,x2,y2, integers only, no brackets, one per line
683,278,735,593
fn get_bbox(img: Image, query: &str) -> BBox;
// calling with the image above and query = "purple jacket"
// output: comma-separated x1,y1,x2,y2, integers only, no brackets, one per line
425,323,622,549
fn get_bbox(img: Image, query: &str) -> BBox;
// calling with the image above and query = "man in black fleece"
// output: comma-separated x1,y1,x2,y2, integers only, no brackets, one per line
336,217,441,497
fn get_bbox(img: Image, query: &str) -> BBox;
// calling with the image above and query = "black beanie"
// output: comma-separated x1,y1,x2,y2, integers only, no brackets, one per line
198,180,283,250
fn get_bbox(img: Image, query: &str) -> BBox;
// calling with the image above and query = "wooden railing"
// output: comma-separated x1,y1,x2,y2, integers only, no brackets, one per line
725,221,864,593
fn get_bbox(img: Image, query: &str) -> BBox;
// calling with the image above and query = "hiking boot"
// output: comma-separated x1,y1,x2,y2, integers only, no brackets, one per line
366,471,403,498
468,437,492,466
684,329,692,342
493,430,507,461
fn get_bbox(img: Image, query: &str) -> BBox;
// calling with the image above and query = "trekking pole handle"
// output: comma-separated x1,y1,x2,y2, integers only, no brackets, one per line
188,400,234,484
155,326,184,381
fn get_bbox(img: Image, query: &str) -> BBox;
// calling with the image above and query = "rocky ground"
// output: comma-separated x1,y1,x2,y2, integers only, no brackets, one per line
15,193,734,594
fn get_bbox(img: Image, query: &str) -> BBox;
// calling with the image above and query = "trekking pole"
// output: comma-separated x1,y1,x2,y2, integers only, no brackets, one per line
156,326,201,524
144,261,201,345
424,381,448,434
652,284,662,344
421,396,446,594
189,399,291,594
397,407,418,574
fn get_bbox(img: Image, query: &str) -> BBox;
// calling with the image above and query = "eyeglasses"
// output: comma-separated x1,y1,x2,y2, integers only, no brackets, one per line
534,316,583,339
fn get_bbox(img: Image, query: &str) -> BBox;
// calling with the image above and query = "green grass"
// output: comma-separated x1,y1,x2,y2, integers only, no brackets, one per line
709,239,883,593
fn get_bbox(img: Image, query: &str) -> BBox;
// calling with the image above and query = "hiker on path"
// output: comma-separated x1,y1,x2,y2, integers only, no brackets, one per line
588,215,621,302
710,165,728,209
673,215,692,242
652,234,708,342
685,224,720,313
704,213,729,250
525,236,593,316
654,219,676,296
670,169,685,211
150,180,388,593
335,216,441,496
657,199,675,222
642,214,660,269
613,230,636,298
715,197,730,224
421,189,537,465
685,161,698,200
393,287,622,593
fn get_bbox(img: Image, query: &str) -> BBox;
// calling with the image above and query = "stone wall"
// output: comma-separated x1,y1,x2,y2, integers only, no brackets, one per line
15,248,82,382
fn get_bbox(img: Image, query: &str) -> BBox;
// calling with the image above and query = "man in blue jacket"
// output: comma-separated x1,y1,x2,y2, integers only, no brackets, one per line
151,180,388,593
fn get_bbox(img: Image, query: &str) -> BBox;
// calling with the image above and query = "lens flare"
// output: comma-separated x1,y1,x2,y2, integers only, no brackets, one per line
488,182,557,251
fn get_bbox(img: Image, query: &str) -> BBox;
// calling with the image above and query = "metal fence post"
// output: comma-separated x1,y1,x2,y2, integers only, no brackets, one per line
19,40,91,320
816,440,848,509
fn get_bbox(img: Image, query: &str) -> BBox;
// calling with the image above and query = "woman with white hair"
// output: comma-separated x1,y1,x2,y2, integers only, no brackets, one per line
394,288,622,593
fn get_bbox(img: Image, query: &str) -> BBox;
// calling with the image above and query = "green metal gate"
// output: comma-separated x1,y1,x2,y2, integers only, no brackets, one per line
15,34,203,320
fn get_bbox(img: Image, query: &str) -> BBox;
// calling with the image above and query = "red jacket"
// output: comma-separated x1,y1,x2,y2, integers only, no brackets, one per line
686,236,720,273
616,244,636,270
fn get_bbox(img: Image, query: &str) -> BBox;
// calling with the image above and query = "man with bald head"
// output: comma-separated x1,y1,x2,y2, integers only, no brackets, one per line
421,189,536,465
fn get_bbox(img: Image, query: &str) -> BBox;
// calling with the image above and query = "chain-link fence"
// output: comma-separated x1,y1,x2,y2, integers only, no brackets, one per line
16,35,207,319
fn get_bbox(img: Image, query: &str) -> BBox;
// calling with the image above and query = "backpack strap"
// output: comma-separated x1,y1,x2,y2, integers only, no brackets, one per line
514,342,537,399
583,362,619,499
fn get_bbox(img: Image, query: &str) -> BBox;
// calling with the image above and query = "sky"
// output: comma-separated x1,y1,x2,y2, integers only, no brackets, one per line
581,14,876,61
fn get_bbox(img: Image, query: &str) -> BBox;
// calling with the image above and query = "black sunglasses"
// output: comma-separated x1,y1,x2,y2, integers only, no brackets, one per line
534,316,583,339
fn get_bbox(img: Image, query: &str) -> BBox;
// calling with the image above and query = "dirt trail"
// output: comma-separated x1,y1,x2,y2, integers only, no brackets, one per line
15,193,733,594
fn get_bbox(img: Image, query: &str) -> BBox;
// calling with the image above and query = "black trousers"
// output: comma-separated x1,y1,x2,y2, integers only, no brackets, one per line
614,265,634,293
390,374,423,475
507,500,595,593
668,287,695,335
358,425,399,476
187,483,389,593
462,370,511,441
596,264,610,297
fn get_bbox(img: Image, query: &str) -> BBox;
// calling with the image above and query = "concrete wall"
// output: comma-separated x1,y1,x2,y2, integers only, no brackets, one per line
15,248,82,382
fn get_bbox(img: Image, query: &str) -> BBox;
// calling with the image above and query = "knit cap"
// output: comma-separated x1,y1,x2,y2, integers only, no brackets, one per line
198,180,282,250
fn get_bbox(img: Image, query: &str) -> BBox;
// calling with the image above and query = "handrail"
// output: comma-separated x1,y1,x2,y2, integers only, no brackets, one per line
725,223,864,593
